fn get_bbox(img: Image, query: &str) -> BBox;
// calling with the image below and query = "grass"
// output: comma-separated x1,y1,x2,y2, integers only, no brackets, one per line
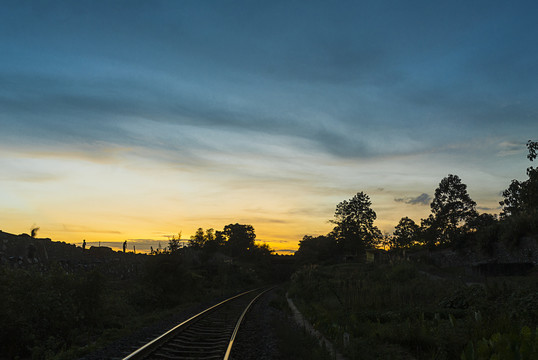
269,287,333,360
0,254,269,359
287,262,538,359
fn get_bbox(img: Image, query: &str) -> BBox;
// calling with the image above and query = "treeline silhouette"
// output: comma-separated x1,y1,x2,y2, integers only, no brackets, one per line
1,141,536,358
296,140,538,263
0,223,290,359
159,223,273,260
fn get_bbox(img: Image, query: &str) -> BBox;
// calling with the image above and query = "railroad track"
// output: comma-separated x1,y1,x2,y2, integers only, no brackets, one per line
122,287,271,360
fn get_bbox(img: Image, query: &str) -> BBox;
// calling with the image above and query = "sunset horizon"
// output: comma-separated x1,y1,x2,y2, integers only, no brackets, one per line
2,1,537,254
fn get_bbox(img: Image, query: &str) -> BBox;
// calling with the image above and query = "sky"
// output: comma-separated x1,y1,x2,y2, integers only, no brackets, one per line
1,1,537,253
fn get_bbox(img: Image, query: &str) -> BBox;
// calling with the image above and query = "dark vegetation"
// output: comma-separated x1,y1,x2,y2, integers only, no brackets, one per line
1,141,537,359
289,140,538,359
0,224,293,359
270,288,334,360
288,263,537,359
295,140,538,262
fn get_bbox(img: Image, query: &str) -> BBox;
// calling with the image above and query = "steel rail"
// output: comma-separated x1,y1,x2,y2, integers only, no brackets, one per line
223,287,273,360
121,287,267,360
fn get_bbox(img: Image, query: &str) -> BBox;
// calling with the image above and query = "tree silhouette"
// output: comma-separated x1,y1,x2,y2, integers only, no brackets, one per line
500,140,538,217
527,139,537,161
331,192,382,253
466,212,499,253
223,223,256,257
425,174,477,247
168,232,182,253
204,228,215,243
467,213,497,231
295,234,337,263
392,217,419,249
187,228,224,253
188,228,205,249
203,229,225,253
500,180,526,218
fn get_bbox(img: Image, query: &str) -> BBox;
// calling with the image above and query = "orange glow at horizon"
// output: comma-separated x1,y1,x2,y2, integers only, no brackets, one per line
1,142,511,255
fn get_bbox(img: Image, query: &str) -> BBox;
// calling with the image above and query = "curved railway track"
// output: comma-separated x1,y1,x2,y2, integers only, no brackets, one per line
122,287,272,360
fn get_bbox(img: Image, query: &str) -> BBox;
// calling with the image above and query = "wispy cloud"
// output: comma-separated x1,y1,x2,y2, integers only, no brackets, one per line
394,193,431,206
273,249,296,254
0,172,61,183
497,141,526,157
61,225,122,234
1,1,538,252
477,206,501,212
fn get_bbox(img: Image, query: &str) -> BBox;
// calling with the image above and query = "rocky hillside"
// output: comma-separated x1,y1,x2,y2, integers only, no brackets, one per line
0,230,144,277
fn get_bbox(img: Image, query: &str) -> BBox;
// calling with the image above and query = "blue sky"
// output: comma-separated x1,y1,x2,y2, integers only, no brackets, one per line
1,1,537,252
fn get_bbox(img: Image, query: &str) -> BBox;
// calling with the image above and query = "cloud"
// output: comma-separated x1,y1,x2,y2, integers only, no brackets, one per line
273,249,296,254
127,238,173,242
286,207,333,217
251,218,290,224
2,43,535,165
477,206,500,212
0,169,62,183
394,193,431,206
61,224,122,234
497,141,526,157
1,7,537,173
126,238,187,246
261,239,292,244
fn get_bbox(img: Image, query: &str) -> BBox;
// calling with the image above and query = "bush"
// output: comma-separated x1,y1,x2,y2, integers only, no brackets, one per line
462,326,538,360
288,263,538,359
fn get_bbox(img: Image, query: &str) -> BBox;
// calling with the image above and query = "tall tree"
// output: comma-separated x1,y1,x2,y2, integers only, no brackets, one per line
295,234,337,263
223,223,256,257
168,231,182,253
427,174,477,246
199,228,225,253
392,217,419,249
201,228,224,253
500,140,538,217
331,192,382,253
204,228,215,243
188,228,206,249
420,215,437,248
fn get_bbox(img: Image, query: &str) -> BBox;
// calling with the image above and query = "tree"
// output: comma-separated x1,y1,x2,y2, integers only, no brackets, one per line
248,243,274,262
188,228,206,249
381,232,393,250
331,192,382,253
527,139,537,162
466,213,499,253
427,174,477,246
500,179,526,218
222,223,256,257
204,229,226,253
168,232,182,253
204,228,215,243
392,217,419,249
295,234,337,263
500,140,538,217
419,215,437,248
467,213,497,231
